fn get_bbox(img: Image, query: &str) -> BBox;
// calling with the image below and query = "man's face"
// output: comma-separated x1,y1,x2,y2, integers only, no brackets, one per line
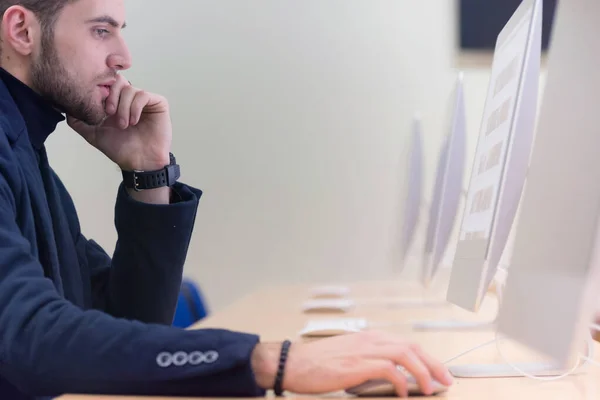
30,0,131,125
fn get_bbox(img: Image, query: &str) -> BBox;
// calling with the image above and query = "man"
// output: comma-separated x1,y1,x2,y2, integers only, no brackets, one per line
0,0,454,398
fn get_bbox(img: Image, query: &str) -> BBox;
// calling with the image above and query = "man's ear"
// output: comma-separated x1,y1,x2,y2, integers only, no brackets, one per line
1,6,40,56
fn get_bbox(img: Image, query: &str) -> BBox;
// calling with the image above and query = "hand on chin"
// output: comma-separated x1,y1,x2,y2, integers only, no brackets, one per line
66,75,173,171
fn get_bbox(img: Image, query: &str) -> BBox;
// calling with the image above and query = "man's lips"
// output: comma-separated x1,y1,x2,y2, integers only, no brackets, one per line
98,78,116,98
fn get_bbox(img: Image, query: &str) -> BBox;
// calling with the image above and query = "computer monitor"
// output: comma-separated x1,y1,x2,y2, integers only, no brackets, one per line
497,0,600,369
399,115,424,269
446,0,543,313
420,73,467,288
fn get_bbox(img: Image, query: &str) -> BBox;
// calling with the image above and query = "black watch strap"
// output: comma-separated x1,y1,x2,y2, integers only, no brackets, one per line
122,153,180,191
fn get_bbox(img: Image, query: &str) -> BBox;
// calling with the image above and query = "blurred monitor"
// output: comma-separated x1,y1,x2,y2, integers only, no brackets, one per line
400,115,424,267
420,73,468,288
446,0,542,312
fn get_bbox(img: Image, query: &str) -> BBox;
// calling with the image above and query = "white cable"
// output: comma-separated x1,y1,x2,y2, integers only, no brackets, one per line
442,338,499,365
432,275,504,365
579,354,600,368
579,323,600,367
440,324,595,381
586,333,596,364
494,329,592,381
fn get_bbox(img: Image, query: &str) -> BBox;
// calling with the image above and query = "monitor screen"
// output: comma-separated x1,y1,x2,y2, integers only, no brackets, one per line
446,0,542,312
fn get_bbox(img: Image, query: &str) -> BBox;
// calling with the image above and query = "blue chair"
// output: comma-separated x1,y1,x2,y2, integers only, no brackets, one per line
173,279,209,328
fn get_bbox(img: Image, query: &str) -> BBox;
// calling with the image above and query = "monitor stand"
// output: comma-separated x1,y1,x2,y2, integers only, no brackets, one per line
440,273,587,379
448,362,568,378
447,337,586,379
411,274,503,331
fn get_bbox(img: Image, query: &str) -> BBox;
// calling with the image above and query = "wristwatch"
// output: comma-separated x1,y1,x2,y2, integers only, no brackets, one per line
122,153,180,191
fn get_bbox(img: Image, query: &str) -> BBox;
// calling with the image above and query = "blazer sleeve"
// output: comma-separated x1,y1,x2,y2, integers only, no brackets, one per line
70,180,202,325
0,174,266,398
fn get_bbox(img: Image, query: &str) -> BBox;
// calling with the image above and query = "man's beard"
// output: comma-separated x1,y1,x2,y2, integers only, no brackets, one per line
30,35,108,126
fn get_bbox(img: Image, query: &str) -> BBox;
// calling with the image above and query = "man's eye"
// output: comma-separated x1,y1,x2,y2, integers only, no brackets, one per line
95,28,110,37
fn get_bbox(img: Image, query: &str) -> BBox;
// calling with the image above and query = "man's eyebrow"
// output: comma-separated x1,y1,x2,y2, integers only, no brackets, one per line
86,16,127,29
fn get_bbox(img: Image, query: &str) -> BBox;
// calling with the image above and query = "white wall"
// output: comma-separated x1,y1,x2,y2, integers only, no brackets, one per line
45,0,542,310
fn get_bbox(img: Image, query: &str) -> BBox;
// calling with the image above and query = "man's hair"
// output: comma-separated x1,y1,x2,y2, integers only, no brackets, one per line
0,0,75,56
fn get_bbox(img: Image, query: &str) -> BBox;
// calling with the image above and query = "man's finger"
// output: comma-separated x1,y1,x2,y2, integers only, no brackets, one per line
411,344,453,386
358,331,431,392
116,86,137,129
387,348,433,395
105,76,129,116
360,359,408,398
129,91,151,126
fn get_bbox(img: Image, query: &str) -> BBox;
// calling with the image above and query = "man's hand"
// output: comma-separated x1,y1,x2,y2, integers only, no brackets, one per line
67,75,172,204
67,75,172,171
251,331,453,397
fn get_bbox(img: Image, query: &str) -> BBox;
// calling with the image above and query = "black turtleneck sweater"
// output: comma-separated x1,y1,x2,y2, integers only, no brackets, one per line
0,68,264,399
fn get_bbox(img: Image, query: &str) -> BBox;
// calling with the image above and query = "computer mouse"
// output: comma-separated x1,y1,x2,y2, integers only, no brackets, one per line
298,318,367,337
345,374,449,397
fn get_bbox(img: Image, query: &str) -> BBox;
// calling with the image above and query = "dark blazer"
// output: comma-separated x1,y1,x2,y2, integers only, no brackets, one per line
0,72,264,399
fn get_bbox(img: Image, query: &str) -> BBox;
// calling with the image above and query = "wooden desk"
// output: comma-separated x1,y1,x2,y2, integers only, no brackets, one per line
59,280,600,399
